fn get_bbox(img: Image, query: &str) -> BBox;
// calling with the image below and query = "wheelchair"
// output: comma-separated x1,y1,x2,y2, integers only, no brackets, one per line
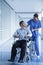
26,38,35,62
14,37,35,62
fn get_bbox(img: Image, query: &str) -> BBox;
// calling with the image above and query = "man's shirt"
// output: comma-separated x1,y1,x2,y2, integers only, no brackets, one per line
14,28,32,40
27,19,41,37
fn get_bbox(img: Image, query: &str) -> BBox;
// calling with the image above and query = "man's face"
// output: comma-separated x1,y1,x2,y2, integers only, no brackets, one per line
20,22,26,28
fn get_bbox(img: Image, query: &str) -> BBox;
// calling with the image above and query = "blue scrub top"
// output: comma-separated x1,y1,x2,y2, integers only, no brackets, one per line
27,19,41,38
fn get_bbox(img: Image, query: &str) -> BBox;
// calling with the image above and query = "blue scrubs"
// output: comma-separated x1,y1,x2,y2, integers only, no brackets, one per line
27,19,41,56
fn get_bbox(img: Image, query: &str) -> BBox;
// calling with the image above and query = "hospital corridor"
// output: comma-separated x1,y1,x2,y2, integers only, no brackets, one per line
0,0,43,65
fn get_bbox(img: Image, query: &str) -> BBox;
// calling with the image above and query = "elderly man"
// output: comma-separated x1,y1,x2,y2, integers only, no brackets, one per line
8,21,32,62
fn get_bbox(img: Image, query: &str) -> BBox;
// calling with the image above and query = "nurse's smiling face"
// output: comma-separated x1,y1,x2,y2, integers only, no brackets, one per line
33,16,38,21
33,13,38,22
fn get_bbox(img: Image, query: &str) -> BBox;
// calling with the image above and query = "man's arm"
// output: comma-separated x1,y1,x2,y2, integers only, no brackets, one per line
13,30,19,38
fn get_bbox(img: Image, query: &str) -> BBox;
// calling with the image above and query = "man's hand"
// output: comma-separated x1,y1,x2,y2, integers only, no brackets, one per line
24,35,30,38
13,35,19,38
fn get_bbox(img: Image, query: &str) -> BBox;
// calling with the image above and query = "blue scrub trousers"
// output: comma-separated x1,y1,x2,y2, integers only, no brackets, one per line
32,36,40,56
35,36,39,56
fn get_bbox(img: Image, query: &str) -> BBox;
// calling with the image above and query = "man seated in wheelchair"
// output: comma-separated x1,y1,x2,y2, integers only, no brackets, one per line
8,20,32,62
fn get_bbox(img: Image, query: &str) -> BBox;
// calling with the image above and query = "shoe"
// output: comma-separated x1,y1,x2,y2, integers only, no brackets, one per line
37,56,40,59
36,56,40,62
26,57,29,62
18,59,23,63
8,59,14,62
37,56,40,58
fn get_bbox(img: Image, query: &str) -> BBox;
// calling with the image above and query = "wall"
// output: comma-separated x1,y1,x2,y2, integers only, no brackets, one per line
0,0,20,52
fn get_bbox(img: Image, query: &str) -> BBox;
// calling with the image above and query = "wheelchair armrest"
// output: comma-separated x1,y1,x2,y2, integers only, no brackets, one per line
26,37,32,42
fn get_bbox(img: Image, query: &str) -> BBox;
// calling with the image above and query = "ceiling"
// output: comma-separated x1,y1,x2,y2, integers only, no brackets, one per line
5,0,43,21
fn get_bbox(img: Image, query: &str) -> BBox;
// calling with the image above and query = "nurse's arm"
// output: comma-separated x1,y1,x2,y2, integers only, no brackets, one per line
32,28,41,32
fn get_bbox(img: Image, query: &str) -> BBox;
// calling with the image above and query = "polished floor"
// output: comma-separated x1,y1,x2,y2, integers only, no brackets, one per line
0,40,43,65
0,51,43,65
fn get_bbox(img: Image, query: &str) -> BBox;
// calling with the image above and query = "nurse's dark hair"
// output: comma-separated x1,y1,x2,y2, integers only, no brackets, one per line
34,13,38,18
19,20,24,26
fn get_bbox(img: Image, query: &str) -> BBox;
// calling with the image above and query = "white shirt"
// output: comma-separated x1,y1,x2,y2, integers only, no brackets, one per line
14,27,32,40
